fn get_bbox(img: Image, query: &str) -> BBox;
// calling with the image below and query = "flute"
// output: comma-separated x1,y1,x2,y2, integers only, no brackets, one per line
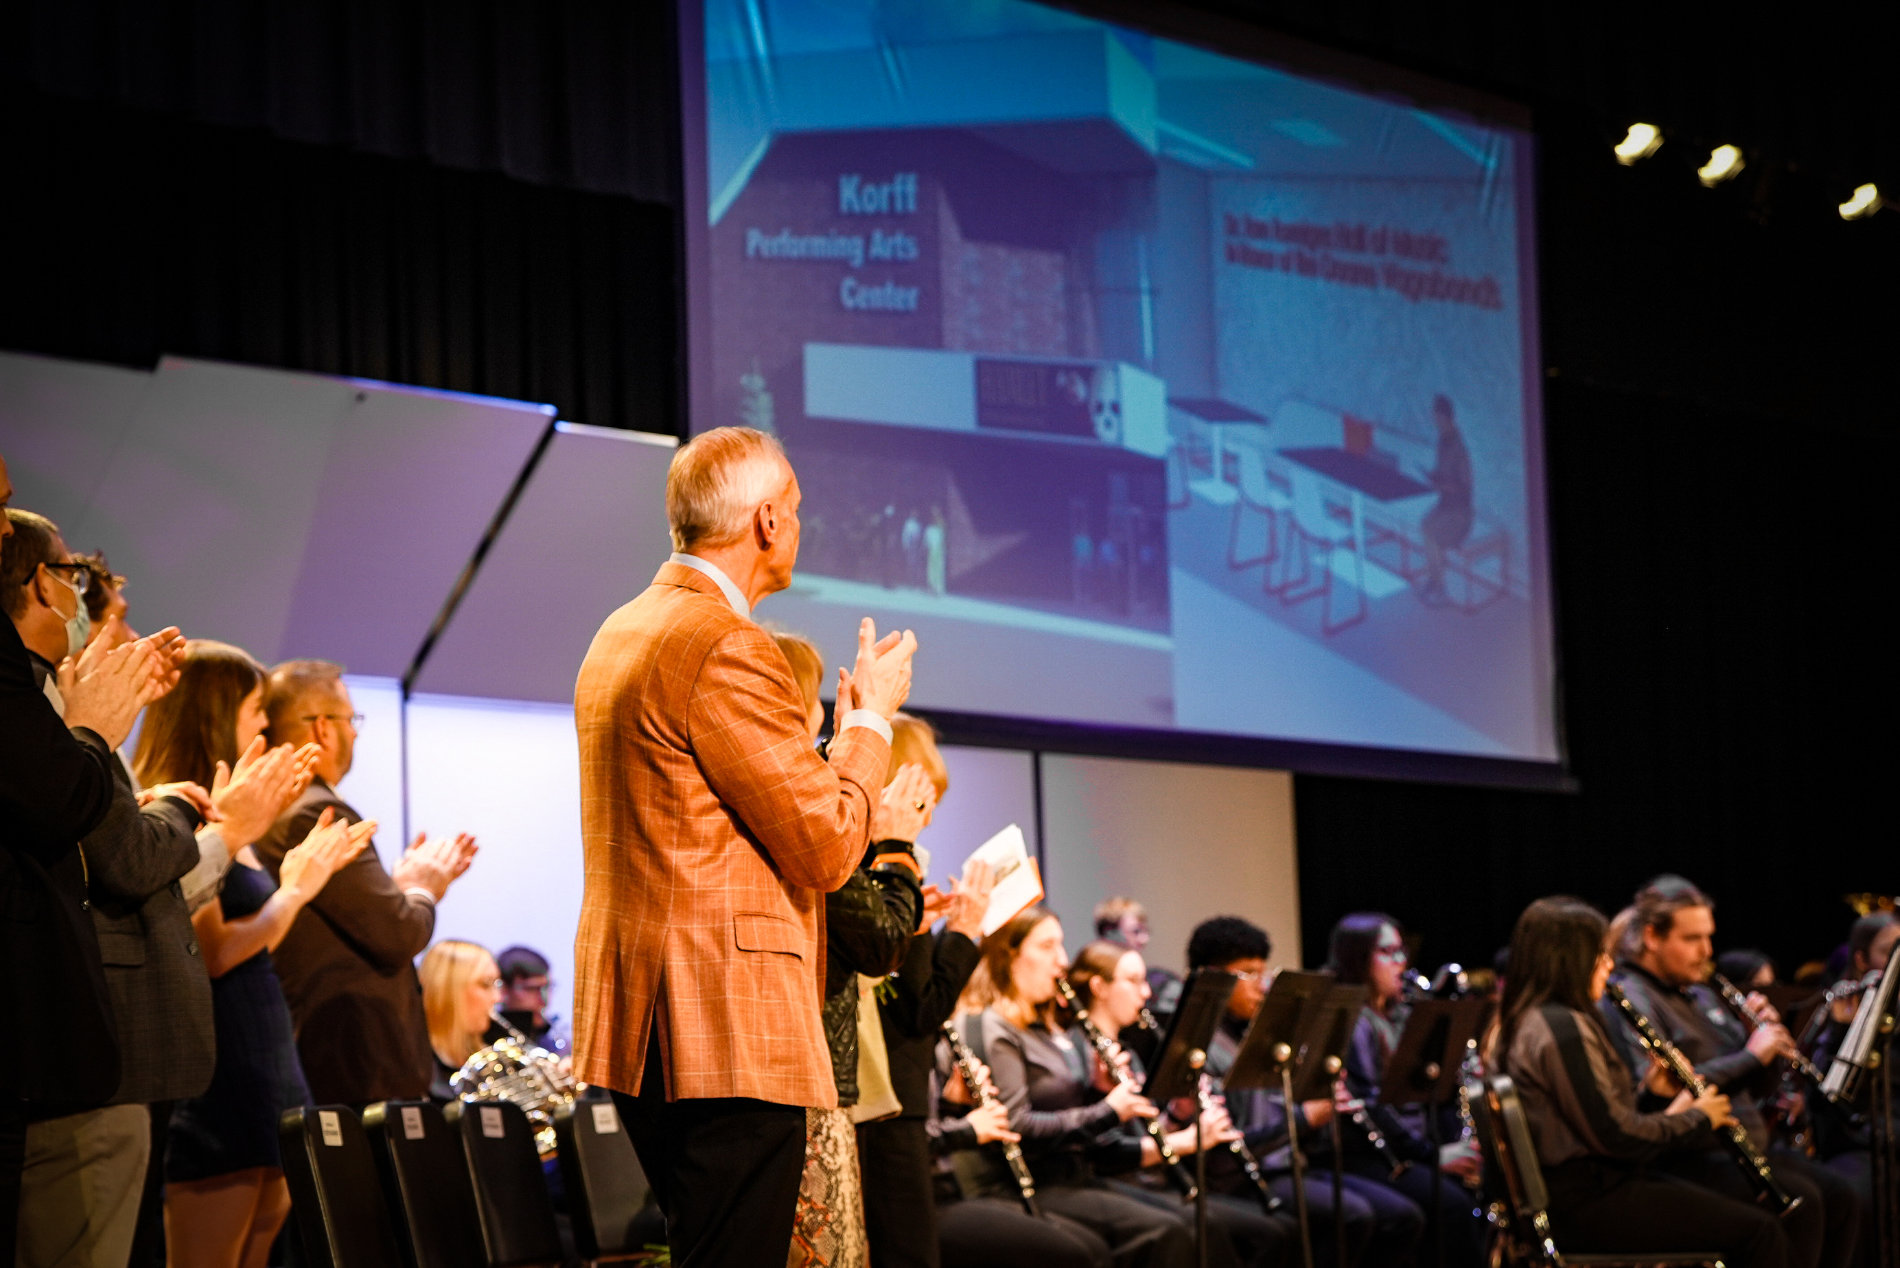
940,1021,1040,1216
1056,979,1198,1201
1605,983,1801,1215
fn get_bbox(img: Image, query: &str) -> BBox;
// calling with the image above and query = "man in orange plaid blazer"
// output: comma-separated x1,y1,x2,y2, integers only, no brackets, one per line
574,427,916,1266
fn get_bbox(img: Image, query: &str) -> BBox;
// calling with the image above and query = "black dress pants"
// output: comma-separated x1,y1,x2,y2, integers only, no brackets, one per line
3,1103,25,1268
1110,1180,1297,1268
1661,1147,1858,1268
1546,1163,1787,1268
610,1037,807,1268
1264,1169,1424,1268
1345,1157,1485,1268
938,1197,1113,1268
859,1116,937,1268
1037,1182,1196,1268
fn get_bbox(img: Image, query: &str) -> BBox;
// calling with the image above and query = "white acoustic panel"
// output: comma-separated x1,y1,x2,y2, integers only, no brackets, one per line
413,422,677,702
0,352,154,535
333,674,410,853
404,693,587,1038
4,354,552,677
1039,754,1300,975
913,743,1039,890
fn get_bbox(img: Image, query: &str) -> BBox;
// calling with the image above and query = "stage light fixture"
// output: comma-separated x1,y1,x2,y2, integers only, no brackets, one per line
1839,183,1882,220
1614,123,1663,165
1696,145,1745,186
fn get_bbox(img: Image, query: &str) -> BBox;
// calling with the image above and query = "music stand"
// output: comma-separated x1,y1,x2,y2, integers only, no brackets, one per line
1223,974,1365,1268
1376,997,1489,1268
1142,968,1237,1268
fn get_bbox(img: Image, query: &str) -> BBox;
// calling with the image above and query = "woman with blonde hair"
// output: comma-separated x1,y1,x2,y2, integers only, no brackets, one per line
420,939,506,1096
150,640,371,1268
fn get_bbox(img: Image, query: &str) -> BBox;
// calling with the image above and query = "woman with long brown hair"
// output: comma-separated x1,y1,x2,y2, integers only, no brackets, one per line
970,907,1196,1268
1493,896,1782,1268
143,641,371,1268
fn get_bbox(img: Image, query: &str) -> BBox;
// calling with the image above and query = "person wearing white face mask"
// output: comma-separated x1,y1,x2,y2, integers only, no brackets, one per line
5,506,213,1268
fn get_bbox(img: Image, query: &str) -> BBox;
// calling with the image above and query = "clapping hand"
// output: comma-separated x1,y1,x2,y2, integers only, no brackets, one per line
59,632,177,748
941,859,995,940
872,763,936,843
836,618,916,721
209,736,306,848
391,830,479,901
279,808,377,901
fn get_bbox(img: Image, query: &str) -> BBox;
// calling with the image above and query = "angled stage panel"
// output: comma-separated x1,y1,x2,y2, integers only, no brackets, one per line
412,422,677,702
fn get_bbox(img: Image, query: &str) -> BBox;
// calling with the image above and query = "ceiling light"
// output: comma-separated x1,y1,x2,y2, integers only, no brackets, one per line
1839,183,1882,220
1697,145,1745,186
1614,123,1662,165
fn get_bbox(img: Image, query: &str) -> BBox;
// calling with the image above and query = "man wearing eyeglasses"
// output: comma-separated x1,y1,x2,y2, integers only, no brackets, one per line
5,505,211,1268
253,659,479,1108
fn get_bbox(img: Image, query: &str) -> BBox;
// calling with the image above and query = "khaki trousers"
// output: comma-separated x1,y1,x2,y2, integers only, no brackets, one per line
15,1104,149,1268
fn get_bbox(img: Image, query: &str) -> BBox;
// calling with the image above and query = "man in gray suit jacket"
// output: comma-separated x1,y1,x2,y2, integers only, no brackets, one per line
6,511,213,1268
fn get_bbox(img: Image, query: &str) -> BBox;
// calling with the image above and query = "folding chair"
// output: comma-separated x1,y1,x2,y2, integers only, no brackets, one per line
279,1106,405,1268
443,1099,565,1268
362,1100,487,1268
553,1099,663,1263
1474,1074,1725,1267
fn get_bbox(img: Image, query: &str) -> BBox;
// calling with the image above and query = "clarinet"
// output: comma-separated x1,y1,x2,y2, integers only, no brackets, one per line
940,1021,1040,1216
1339,1092,1409,1179
1605,983,1802,1215
1708,971,1841,1105
1130,1010,1280,1214
1056,979,1198,1201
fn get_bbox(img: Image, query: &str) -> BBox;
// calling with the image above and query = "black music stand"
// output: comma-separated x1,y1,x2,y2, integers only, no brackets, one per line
1224,974,1365,1268
1142,968,1237,1268
1376,997,1489,1268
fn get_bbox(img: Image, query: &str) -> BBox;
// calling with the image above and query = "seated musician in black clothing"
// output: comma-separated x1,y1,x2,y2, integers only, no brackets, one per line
496,944,563,1050
1601,879,1858,1268
1180,917,1422,1268
1492,896,1786,1268
1323,913,1488,1267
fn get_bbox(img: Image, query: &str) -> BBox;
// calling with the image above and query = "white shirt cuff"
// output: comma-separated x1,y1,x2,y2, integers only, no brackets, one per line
838,709,893,745
404,887,439,906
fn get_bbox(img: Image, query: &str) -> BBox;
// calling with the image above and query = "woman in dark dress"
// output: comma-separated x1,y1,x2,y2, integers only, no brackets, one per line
139,641,369,1268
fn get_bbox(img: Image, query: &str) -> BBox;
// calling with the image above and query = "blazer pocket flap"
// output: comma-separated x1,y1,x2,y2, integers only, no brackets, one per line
733,912,803,958
97,929,148,967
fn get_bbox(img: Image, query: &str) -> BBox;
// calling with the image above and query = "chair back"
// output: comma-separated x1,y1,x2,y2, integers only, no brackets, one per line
554,1099,652,1260
1236,447,1272,505
279,1106,406,1268
363,1100,487,1268
443,1099,565,1268
1289,465,1333,539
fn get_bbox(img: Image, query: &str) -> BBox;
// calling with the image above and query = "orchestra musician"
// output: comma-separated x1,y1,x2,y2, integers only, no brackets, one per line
1183,916,1422,1268
968,907,1196,1268
1324,913,1487,1268
1601,879,1858,1268
1069,939,1300,1267
1493,897,1787,1268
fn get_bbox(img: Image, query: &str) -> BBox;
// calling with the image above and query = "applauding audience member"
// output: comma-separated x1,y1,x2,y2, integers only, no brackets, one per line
132,639,364,1266
6,508,210,1268
254,659,477,1106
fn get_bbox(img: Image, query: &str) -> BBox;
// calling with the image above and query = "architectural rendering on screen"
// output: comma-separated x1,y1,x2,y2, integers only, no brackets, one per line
683,0,1557,764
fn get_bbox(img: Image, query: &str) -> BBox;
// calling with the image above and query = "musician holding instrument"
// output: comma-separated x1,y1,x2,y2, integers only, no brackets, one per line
1069,939,1301,1268
1601,879,1857,1268
421,939,510,1100
971,907,1196,1268
1182,916,1422,1268
1325,913,1487,1268
1493,897,1789,1268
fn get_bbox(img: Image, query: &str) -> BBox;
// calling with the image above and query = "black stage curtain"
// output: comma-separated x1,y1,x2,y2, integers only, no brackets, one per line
1,86,679,438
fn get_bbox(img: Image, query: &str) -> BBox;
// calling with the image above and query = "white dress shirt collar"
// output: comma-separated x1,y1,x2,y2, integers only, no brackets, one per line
670,552,751,619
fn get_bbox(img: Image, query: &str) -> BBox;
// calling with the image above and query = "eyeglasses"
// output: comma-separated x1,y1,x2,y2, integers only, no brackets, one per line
301,713,366,730
1231,968,1274,985
44,562,91,596
483,978,505,992
1373,945,1409,963
511,979,553,997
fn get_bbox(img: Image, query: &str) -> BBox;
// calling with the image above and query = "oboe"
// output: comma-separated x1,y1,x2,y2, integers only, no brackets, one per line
1055,979,1197,1201
1708,971,1840,1105
1605,983,1801,1215
940,1021,1040,1216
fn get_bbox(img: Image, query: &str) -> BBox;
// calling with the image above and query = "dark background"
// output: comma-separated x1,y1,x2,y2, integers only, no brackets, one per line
3,2,1892,974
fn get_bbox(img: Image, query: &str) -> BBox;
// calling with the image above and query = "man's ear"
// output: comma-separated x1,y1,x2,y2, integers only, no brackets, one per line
755,499,779,545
